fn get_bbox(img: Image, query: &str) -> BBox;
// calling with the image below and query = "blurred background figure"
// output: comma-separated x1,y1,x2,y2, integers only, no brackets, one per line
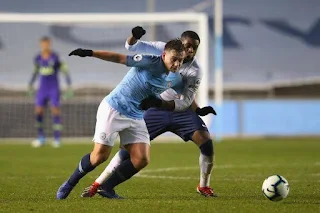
28,36,73,148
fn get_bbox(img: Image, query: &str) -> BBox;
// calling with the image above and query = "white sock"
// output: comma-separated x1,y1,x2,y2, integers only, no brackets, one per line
199,152,214,187
95,150,124,184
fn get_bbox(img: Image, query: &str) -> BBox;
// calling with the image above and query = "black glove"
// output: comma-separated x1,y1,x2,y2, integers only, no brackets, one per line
69,48,93,57
196,106,217,116
132,26,146,39
140,96,162,110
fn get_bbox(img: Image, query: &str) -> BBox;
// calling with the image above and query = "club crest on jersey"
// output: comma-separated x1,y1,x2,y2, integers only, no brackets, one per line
133,54,143,62
167,81,173,88
100,132,106,140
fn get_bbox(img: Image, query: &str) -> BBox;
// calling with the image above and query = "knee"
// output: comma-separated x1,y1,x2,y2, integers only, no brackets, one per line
51,107,60,116
199,139,214,157
35,107,44,115
131,155,150,170
192,130,211,145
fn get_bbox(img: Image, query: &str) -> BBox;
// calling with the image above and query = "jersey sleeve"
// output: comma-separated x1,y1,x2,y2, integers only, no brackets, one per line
53,53,62,70
173,68,202,111
159,88,180,101
125,40,165,55
33,57,40,73
29,56,40,86
126,54,159,69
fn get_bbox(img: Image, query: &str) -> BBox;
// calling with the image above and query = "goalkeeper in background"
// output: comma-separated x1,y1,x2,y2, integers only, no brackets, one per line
28,36,73,148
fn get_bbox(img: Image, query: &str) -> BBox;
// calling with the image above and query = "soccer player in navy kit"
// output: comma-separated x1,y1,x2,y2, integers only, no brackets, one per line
28,37,72,148
56,39,185,199
84,27,217,198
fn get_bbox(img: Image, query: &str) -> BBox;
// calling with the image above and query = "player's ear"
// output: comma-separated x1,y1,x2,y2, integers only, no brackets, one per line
161,51,166,60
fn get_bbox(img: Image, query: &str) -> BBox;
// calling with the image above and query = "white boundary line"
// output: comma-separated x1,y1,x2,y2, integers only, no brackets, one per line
1,163,319,183
135,163,320,182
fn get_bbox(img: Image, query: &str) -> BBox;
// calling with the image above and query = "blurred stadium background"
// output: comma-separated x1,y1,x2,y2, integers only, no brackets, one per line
1,0,320,139
1,1,320,212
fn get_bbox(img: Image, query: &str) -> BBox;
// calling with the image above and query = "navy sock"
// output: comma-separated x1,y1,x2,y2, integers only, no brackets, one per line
199,139,214,156
119,149,130,161
101,159,138,190
68,153,96,186
36,114,44,139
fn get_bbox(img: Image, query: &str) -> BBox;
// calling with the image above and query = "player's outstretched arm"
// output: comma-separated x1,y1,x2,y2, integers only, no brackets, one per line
69,49,127,65
126,26,146,46
125,26,165,55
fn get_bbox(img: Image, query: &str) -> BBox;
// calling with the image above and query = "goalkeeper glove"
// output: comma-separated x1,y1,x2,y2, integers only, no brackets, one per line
196,106,217,116
132,26,146,39
69,48,93,57
140,96,162,110
27,86,35,97
62,87,74,100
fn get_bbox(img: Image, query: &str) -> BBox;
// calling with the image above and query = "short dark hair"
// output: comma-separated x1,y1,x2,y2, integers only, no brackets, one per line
181,31,200,43
164,38,185,53
40,36,51,42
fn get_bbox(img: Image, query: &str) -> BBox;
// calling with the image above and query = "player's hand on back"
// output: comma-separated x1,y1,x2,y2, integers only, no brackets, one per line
132,26,146,39
196,106,217,116
140,96,162,110
69,48,93,57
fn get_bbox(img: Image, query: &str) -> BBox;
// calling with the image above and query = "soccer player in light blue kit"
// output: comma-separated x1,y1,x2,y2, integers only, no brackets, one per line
82,27,217,198
56,39,185,199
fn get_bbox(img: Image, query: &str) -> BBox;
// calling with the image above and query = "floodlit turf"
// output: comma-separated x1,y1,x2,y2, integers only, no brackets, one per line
0,138,319,213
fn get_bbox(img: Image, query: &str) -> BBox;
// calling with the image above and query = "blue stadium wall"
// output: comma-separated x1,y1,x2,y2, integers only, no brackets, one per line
208,100,320,136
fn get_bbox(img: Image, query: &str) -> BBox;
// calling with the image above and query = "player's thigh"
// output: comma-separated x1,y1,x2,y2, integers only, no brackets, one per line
171,110,208,142
35,91,48,110
143,108,170,140
124,143,150,159
92,100,129,147
119,118,150,146
120,118,150,162
124,142,150,167
50,90,60,108
90,142,113,164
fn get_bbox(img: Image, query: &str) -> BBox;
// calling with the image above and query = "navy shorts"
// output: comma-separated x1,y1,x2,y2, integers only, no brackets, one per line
143,108,208,142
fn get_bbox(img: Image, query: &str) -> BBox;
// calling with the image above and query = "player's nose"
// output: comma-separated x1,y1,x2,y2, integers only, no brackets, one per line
187,47,194,54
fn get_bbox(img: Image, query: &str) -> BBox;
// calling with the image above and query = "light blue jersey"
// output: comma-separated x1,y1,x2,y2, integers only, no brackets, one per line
105,54,171,119
126,41,184,94
126,40,201,112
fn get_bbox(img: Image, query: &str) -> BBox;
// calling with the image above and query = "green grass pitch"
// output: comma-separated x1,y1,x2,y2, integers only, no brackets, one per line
0,138,319,213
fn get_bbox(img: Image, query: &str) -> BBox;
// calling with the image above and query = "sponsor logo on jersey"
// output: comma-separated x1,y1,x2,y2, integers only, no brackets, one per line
133,54,143,62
